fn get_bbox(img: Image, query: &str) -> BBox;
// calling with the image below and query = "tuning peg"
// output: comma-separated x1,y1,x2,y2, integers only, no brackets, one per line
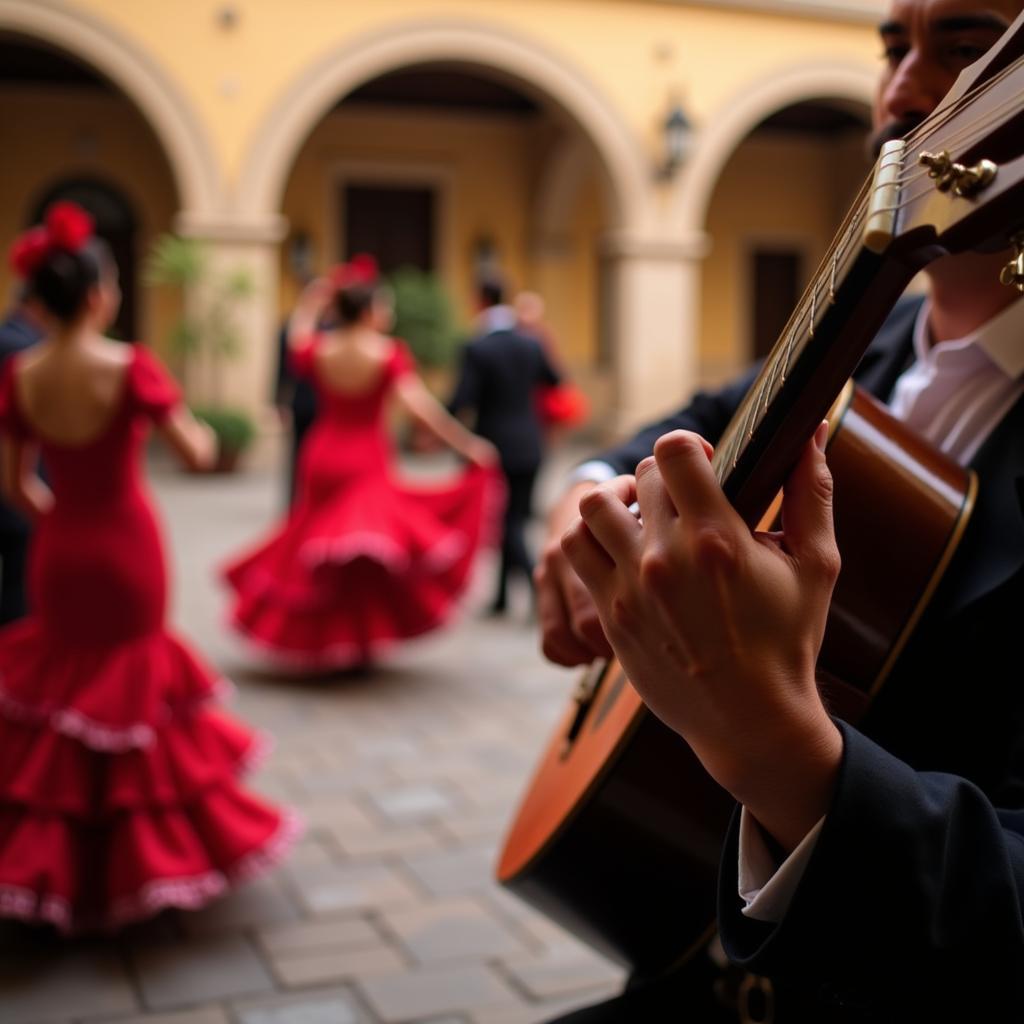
999,234,1024,294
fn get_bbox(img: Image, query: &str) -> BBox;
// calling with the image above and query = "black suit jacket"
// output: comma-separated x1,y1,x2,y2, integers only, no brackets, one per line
449,328,560,474
0,310,43,538
599,296,1024,1018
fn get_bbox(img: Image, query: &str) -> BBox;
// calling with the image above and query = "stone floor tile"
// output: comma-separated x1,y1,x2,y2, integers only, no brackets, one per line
498,948,625,1001
368,783,459,824
256,916,381,957
233,987,365,1024
293,763,400,799
129,933,274,1011
292,795,379,833
469,993,613,1024
181,876,301,935
85,1009,229,1024
434,808,511,845
330,822,444,859
282,832,339,869
453,774,530,809
358,964,516,1022
271,943,407,988
383,897,527,965
0,946,137,1024
290,861,423,915
400,843,497,898
353,736,423,760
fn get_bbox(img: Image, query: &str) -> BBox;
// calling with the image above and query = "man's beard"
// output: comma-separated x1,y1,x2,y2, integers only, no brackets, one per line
868,114,925,157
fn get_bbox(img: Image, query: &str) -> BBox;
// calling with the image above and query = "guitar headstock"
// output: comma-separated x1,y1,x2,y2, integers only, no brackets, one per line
887,8,1024,258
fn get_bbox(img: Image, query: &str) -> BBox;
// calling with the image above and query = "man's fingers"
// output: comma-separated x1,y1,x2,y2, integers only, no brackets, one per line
780,426,841,587
561,518,614,593
535,552,602,666
563,571,614,659
634,457,676,531
651,431,727,520
577,479,640,566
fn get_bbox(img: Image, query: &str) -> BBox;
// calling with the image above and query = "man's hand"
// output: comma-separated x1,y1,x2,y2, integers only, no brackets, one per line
535,480,620,666
561,427,843,852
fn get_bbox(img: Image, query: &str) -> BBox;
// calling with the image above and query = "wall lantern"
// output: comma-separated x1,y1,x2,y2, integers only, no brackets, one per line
659,102,693,180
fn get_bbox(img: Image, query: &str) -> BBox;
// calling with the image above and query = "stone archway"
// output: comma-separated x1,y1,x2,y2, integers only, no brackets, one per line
237,18,648,235
0,0,221,217
669,61,877,239
672,62,876,389
238,17,707,431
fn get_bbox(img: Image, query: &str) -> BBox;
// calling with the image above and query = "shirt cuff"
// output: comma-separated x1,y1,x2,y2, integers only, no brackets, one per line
737,808,825,923
566,460,619,487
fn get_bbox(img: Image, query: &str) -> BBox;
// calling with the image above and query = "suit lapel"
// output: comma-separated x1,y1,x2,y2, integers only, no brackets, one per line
854,296,922,402
942,392,1024,616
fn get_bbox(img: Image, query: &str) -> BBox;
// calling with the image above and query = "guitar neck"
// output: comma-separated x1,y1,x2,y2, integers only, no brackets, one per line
718,23,1024,525
714,178,919,528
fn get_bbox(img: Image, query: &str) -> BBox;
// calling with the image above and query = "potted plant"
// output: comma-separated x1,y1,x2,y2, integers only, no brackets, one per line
387,267,463,453
388,266,460,373
145,234,258,471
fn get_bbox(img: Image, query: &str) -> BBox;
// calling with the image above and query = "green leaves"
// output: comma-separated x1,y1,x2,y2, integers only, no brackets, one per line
388,266,460,369
143,234,206,289
190,405,257,453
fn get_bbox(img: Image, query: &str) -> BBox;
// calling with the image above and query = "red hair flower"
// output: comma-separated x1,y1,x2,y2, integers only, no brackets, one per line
8,201,95,280
329,252,379,290
9,227,50,279
45,201,95,251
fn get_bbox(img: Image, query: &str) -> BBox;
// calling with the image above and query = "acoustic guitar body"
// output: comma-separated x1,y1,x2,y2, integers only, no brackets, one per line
496,385,976,974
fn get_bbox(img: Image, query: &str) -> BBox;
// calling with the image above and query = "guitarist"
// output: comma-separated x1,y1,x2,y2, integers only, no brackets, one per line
537,0,1024,1018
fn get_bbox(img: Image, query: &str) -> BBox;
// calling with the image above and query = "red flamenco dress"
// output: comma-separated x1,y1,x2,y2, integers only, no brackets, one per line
223,338,502,670
0,346,299,934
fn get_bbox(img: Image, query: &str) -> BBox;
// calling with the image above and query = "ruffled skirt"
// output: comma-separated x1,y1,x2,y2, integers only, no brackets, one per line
0,620,299,933
223,463,503,670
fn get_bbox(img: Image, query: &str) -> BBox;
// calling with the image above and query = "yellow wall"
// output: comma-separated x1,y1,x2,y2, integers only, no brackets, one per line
281,106,551,321
0,89,180,356
0,0,886,419
76,0,881,188
699,128,872,387
280,104,611,368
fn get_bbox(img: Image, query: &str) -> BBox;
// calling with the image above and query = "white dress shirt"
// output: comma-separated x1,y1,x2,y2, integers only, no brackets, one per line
740,294,1024,922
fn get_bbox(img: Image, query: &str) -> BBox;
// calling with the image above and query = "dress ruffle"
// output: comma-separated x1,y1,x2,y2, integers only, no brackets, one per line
0,626,300,933
0,801,302,933
0,621,223,750
223,463,503,669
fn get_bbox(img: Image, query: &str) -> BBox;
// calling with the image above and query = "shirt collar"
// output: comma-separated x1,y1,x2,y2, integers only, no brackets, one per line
914,295,1024,379
478,305,517,334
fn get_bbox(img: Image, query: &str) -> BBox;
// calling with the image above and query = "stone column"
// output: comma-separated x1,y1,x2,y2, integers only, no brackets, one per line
600,229,710,436
173,212,287,466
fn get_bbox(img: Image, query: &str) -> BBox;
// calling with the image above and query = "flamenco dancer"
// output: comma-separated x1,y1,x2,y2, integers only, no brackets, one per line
0,203,298,933
223,255,501,671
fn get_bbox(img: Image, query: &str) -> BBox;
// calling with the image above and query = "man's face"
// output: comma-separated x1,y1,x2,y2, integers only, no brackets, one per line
871,0,1021,150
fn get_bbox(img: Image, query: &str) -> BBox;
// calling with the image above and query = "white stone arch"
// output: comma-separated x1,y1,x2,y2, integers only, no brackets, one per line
236,17,648,234
669,61,876,237
0,0,221,215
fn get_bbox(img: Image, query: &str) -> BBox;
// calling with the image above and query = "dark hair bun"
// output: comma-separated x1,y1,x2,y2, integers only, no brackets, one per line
335,281,375,326
32,240,105,322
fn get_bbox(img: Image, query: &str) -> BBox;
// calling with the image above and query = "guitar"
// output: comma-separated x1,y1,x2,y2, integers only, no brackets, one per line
497,11,1024,975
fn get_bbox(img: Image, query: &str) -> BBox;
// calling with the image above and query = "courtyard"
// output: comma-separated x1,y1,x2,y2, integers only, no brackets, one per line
0,449,625,1024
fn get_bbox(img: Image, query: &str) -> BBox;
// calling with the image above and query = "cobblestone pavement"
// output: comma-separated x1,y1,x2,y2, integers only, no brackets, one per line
0,449,626,1024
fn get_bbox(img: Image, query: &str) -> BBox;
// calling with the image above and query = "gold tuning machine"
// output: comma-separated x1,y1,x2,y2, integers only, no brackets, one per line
1000,233,1024,294
919,150,997,198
